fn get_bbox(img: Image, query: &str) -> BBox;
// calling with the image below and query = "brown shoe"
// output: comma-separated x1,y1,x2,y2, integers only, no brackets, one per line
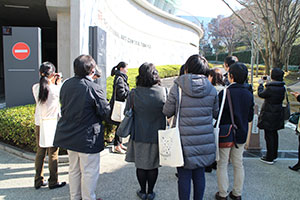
229,191,242,200
215,192,228,200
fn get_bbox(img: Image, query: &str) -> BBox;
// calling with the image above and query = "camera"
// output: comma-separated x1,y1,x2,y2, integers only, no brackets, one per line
262,76,268,80
55,72,63,85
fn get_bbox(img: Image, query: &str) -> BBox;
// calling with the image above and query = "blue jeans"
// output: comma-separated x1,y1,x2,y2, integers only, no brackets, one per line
177,167,205,200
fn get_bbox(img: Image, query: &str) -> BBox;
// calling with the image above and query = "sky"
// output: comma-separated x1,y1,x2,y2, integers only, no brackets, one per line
175,0,243,18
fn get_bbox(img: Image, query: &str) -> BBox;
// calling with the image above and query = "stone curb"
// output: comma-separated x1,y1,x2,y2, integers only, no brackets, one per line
0,141,111,163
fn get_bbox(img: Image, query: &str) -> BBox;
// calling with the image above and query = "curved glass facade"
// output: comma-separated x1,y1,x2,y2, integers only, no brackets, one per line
146,0,181,14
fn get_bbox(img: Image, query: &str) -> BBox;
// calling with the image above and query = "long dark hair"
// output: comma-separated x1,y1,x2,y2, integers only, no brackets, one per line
38,62,56,104
111,61,127,76
136,62,161,87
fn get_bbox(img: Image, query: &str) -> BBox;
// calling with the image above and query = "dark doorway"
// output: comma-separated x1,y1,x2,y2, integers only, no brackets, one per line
0,0,57,104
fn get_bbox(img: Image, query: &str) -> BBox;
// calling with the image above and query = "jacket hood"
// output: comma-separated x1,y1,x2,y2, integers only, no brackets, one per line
265,81,285,87
174,74,214,98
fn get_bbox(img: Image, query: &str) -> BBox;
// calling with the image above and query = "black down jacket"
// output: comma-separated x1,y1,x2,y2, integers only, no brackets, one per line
257,81,286,131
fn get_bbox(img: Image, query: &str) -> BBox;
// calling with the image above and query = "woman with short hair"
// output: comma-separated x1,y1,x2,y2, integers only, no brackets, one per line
125,62,166,200
257,68,286,165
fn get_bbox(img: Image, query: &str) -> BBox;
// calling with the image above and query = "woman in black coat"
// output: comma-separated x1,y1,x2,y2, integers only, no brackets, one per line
110,62,130,153
289,92,300,171
257,68,285,165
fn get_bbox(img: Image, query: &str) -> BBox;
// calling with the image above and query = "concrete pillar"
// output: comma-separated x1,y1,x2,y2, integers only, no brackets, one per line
70,0,81,76
46,0,72,77
57,12,71,78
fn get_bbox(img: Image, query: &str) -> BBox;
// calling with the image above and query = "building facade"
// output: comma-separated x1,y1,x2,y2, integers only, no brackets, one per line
0,0,202,107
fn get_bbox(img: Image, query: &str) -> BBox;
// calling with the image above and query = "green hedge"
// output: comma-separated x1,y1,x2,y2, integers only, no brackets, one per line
0,65,182,152
0,104,36,152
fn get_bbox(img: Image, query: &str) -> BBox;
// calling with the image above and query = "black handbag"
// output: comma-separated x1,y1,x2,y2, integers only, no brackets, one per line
289,112,300,124
116,91,134,138
219,89,238,148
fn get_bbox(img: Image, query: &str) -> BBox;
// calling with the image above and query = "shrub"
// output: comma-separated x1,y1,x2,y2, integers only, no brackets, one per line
0,104,36,152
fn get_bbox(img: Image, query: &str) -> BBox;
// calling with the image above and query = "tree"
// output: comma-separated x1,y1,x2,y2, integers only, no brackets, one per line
199,22,213,56
208,16,239,56
208,16,223,60
222,0,300,74
218,17,237,55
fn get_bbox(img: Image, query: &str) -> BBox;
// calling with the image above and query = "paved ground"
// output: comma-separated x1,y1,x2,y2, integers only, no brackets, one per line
0,77,299,200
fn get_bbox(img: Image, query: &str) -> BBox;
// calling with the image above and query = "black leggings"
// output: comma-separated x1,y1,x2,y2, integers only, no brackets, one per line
136,168,158,194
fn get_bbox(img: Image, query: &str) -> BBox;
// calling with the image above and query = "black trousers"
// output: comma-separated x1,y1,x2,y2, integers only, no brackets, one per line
264,130,278,161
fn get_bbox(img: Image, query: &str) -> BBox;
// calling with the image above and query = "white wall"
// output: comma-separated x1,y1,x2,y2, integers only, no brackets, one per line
78,0,201,77
48,0,202,78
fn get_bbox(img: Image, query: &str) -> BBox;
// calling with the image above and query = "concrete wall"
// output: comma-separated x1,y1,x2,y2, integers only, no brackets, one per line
47,0,202,78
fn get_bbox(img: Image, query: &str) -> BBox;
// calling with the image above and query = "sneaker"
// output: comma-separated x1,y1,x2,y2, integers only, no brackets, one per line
273,158,278,162
259,157,274,165
120,143,127,151
113,145,126,154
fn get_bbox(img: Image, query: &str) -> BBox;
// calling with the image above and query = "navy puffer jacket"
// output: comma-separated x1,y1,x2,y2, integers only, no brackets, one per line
163,74,219,169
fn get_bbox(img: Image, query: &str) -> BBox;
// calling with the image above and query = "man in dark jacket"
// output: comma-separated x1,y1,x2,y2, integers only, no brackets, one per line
54,55,110,200
257,68,285,165
216,62,254,200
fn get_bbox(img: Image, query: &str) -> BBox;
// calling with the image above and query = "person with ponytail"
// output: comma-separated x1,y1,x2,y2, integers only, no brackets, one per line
32,62,66,190
110,61,130,153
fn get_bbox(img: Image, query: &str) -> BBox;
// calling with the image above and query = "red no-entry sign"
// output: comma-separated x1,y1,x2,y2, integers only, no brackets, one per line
12,42,30,60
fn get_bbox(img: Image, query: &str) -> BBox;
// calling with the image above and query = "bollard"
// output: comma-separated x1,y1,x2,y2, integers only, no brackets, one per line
245,104,261,150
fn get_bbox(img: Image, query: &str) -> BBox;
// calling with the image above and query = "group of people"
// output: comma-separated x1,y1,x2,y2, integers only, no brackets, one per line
32,53,300,200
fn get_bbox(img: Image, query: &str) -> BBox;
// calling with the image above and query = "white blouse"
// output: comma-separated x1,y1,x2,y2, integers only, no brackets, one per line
32,83,61,126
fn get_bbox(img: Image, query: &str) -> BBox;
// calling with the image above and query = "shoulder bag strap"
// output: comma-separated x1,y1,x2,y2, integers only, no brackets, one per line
285,87,289,104
175,86,182,128
226,89,238,148
113,76,122,101
216,87,227,129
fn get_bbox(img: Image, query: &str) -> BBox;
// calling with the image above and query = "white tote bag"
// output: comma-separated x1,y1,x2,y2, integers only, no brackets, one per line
111,77,126,122
39,118,58,148
158,87,184,167
111,100,126,122
214,87,227,161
